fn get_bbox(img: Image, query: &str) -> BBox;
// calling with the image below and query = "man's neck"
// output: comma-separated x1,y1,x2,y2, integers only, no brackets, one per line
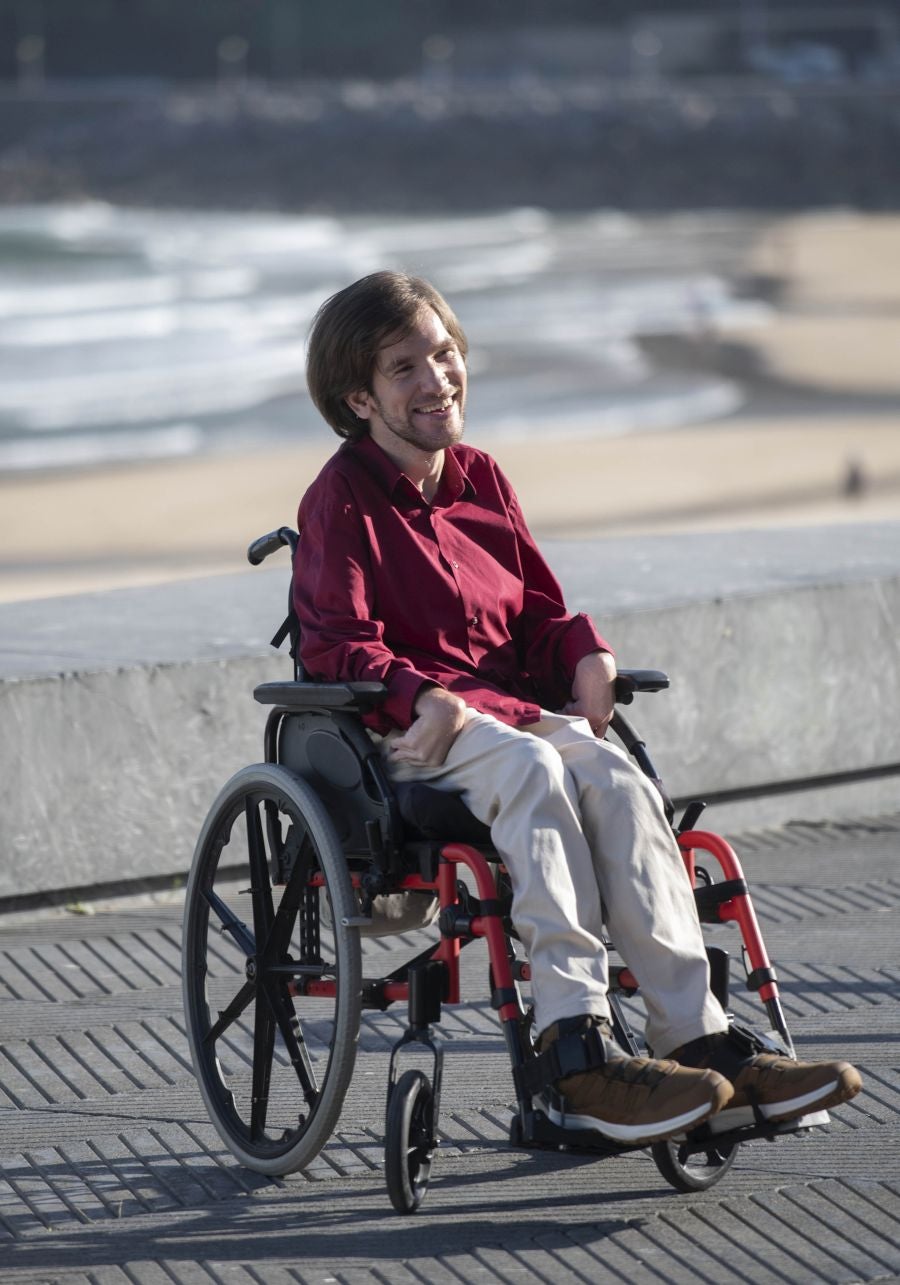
370,433,445,502
411,451,444,503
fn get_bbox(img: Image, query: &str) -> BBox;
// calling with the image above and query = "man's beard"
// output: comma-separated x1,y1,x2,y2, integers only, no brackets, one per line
372,395,465,453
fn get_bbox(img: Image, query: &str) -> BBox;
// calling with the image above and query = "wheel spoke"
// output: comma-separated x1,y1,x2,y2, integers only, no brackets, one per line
267,829,316,963
263,978,319,1104
203,887,256,957
250,981,277,1139
204,979,255,1044
246,797,276,947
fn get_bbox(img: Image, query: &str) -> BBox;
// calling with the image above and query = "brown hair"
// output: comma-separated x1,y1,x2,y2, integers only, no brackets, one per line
305,271,468,441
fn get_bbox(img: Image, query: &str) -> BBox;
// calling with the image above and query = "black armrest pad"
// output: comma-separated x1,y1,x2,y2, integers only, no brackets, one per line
253,681,388,712
615,669,669,704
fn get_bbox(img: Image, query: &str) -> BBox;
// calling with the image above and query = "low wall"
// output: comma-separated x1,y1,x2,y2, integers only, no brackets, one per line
2,524,898,903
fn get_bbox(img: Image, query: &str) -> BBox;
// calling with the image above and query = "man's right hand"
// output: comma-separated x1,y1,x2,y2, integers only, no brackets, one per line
388,686,467,769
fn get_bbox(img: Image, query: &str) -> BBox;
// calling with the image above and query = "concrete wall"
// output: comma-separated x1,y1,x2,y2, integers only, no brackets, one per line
2,524,898,902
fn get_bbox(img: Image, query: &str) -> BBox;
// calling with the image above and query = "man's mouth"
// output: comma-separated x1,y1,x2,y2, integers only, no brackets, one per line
415,395,456,416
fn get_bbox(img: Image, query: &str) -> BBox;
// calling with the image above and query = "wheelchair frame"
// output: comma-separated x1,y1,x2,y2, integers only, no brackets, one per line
182,527,823,1214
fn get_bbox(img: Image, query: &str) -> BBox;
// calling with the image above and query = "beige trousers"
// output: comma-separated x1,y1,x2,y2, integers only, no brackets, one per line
382,709,728,1056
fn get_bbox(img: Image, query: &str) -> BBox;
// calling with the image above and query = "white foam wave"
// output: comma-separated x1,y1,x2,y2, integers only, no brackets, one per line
0,290,321,348
0,423,203,471
0,268,258,320
478,377,744,440
1,344,306,431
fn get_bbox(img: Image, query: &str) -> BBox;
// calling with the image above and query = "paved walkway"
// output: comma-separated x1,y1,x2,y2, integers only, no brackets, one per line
0,813,898,1284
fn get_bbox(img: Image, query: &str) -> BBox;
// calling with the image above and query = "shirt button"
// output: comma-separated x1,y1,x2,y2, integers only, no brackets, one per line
469,615,478,627
451,560,459,569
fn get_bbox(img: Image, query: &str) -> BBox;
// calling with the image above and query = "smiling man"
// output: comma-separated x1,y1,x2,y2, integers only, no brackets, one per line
293,271,861,1147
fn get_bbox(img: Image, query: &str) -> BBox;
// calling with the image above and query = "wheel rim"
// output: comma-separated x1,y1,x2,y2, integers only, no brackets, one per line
405,1082,434,1196
183,766,361,1172
654,1137,737,1191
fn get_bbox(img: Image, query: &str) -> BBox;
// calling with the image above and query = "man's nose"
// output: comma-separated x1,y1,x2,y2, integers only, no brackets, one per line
421,360,451,392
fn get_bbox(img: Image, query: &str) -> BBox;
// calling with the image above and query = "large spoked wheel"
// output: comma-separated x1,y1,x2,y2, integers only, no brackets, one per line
182,763,362,1175
385,1069,436,1214
651,1136,738,1192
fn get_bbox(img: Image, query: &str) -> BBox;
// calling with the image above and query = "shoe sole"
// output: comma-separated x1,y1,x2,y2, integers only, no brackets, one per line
758,1066,862,1124
543,1081,731,1146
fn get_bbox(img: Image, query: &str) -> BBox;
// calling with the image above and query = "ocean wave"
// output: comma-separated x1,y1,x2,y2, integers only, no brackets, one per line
0,423,204,471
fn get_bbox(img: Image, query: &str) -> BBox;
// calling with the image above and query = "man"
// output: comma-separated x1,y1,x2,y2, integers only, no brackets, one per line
293,270,861,1146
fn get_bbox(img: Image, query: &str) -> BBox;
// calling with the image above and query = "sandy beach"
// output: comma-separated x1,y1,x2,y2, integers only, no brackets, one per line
1,211,899,604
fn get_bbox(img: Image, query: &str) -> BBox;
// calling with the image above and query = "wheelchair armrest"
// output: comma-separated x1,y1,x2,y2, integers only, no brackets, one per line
253,681,388,713
614,669,669,705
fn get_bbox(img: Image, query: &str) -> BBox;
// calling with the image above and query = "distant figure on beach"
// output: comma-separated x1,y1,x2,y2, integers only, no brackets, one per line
292,270,862,1145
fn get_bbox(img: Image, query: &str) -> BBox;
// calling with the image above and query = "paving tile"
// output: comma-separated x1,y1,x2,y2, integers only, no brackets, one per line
0,816,897,1283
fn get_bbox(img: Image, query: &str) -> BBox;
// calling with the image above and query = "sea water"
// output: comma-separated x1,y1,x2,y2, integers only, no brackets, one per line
0,203,770,472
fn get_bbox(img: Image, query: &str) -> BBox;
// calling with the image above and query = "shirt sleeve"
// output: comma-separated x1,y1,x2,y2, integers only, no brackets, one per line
292,470,439,728
496,464,613,702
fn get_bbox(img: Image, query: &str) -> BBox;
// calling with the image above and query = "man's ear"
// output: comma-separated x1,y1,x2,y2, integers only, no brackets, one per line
345,389,372,421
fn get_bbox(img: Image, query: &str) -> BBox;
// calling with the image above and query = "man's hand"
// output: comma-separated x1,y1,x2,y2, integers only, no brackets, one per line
563,650,617,738
389,686,468,768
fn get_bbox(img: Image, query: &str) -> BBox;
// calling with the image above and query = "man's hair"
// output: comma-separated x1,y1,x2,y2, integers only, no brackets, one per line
306,271,468,441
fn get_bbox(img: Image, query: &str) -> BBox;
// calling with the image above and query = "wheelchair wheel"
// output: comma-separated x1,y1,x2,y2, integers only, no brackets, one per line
182,763,362,1175
651,1136,738,1192
385,1069,436,1214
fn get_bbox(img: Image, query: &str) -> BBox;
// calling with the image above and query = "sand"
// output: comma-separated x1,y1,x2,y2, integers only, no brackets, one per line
1,211,899,604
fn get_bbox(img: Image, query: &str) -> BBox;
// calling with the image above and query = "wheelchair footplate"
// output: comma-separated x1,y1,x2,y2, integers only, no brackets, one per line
511,1099,831,1159
683,1104,831,1146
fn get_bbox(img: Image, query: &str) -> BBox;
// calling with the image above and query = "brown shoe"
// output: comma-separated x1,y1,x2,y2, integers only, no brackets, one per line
537,1016,733,1145
670,1030,862,1124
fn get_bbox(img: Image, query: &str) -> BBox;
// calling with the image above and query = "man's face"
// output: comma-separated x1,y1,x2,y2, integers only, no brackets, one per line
347,306,466,456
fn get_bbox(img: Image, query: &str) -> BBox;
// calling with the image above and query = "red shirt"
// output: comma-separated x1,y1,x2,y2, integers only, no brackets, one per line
293,435,611,733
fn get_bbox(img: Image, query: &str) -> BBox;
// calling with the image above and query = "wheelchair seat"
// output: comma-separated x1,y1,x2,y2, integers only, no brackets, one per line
393,780,493,846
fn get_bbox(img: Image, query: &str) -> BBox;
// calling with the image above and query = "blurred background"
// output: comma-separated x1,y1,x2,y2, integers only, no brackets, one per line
1,0,899,600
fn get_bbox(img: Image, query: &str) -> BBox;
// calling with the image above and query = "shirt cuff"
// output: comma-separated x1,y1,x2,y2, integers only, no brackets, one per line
382,669,443,729
557,613,614,682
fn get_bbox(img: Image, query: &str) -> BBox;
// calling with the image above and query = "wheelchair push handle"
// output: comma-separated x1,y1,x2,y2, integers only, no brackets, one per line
247,526,299,565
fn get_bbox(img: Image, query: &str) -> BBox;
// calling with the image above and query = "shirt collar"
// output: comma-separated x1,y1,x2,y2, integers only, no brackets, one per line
349,434,476,507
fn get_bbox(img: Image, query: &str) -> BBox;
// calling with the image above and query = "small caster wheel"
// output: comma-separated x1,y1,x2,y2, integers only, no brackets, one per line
385,1069,435,1213
651,1137,737,1192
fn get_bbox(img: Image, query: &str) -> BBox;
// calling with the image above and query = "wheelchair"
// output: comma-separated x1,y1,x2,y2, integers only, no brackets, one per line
182,525,828,1214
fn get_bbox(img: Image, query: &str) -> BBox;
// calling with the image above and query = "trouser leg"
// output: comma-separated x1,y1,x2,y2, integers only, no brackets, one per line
538,714,728,1056
382,711,611,1033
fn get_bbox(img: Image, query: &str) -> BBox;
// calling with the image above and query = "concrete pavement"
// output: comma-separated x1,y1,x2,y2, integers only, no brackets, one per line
0,809,898,1284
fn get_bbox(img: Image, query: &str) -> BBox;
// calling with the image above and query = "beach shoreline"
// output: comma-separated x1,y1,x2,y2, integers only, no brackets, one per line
2,414,898,604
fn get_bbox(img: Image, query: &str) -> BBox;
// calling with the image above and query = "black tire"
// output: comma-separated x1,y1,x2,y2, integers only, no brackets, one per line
182,763,361,1175
385,1069,435,1214
651,1136,738,1192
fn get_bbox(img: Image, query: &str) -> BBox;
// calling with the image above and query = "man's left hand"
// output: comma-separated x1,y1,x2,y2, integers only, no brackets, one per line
389,686,468,768
563,650,617,738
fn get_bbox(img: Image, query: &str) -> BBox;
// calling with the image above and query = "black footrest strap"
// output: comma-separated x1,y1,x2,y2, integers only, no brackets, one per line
518,1026,609,1098
491,987,519,1011
745,965,778,992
